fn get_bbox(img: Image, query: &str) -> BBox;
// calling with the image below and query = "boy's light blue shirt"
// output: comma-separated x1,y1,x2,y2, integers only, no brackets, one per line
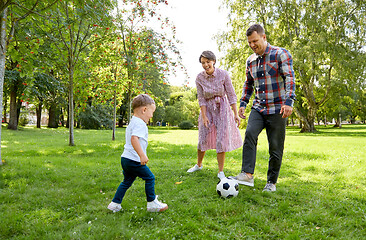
121,116,148,162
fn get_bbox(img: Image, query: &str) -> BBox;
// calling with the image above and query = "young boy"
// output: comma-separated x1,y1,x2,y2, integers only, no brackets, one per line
107,94,168,213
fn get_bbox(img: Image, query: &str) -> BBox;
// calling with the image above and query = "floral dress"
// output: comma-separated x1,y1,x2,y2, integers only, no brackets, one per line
196,68,243,153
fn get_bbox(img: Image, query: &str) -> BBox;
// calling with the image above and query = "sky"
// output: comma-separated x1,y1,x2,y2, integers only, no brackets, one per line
163,0,229,86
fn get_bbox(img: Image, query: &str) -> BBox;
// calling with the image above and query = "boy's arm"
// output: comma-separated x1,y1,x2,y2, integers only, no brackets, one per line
131,135,149,165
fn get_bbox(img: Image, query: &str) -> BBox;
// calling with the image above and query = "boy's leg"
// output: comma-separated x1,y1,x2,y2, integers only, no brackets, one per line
242,109,265,174
135,164,156,202
265,114,287,184
112,157,137,204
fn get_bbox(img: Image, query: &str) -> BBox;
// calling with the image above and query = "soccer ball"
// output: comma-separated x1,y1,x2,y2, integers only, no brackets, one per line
216,178,239,198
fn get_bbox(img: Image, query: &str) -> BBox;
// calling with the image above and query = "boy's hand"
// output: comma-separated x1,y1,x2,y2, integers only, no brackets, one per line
140,155,149,165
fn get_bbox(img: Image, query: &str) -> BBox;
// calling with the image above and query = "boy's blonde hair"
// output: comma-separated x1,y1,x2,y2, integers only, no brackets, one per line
132,94,155,111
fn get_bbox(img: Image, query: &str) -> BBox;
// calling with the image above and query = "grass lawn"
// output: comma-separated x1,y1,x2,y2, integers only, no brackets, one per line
1,124,365,239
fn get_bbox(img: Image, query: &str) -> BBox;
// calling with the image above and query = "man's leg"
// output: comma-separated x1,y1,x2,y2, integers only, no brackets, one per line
242,109,265,174
265,114,287,184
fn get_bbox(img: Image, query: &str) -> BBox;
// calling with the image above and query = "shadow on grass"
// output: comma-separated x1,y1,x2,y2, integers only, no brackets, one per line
286,124,366,137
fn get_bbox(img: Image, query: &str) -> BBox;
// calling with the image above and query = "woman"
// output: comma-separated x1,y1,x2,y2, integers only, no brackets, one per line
187,51,243,179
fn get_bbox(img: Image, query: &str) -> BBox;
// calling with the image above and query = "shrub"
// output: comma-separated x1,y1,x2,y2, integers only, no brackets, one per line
178,120,194,129
19,115,29,126
78,104,113,129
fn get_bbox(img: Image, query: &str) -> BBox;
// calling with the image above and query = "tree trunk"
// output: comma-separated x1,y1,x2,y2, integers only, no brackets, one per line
338,113,342,128
36,101,42,128
16,98,21,125
324,115,327,127
296,105,317,133
300,113,316,133
66,104,69,128
59,107,64,127
112,90,116,141
7,90,17,130
118,105,123,127
3,92,7,123
68,64,75,146
0,7,7,164
48,103,58,128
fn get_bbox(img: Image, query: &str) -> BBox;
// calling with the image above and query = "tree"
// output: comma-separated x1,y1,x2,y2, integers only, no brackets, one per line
33,0,115,145
3,70,27,130
218,0,366,132
0,0,58,164
30,72,65,128
112,0,183,125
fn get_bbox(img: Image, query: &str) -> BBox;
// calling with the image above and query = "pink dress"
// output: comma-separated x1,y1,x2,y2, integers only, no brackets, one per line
196,68,243,153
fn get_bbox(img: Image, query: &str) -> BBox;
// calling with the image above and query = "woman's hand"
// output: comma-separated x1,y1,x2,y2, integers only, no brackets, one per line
200,105,210,128
202,115,210,128
234,114,241,127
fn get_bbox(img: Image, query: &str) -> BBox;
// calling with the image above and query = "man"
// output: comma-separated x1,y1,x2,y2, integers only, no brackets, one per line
234,24,296,192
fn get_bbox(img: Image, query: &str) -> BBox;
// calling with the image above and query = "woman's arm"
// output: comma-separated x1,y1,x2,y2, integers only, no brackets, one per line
230,103,241,127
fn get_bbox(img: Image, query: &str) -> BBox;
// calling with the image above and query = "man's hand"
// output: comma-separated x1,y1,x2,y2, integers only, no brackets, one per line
238,107,246,119
280,105,293,118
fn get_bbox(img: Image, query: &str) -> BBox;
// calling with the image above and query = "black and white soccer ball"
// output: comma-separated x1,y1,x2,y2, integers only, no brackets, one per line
216,178,239,198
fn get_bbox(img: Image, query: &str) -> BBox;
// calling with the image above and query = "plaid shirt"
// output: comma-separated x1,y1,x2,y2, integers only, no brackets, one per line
240,43,296,115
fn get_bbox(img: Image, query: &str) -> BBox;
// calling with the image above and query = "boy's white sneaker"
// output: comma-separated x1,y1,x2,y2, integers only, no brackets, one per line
217,171,226,179
147,196,168,212
187,164,203,173
107,202,122,212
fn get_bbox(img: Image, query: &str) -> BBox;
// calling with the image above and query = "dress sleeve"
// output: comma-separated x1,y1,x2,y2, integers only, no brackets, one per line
196,75,207,106
223,71,237,105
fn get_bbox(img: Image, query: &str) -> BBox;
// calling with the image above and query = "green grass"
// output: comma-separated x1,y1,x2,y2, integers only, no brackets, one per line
1,124,365,239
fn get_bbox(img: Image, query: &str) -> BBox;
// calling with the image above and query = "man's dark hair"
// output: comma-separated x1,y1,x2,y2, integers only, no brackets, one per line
246,24,265,37
199,50,216,63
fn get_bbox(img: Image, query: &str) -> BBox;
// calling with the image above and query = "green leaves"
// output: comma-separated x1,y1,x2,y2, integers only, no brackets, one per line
219,0,366,131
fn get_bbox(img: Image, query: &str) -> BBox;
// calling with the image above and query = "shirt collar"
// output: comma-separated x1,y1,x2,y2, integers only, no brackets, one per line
256,43,271,58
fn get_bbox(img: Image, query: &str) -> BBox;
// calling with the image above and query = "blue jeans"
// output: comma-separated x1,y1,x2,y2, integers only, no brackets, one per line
242,109,287,184
112,157,155,203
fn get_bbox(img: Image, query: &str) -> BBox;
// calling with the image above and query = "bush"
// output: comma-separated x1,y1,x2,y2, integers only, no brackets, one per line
178,120,194,129
18,115,29,126
78,104,113,129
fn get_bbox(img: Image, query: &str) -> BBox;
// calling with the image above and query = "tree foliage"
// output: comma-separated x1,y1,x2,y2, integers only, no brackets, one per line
218,0,366,132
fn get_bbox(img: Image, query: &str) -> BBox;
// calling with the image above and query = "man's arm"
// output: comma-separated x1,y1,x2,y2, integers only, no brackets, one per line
239,59,254,119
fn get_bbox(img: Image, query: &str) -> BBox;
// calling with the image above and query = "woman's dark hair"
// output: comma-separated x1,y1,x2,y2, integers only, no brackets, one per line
246,24,265,37
199,50,216,63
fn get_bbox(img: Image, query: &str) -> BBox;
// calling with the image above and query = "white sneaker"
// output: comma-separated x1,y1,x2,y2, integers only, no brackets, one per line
107,202,122,212
217,171,226,179
147,196,168,212
187,164,203,173
232,172,254,187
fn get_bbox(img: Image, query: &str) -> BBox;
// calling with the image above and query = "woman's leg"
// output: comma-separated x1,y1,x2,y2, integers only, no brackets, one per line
217,152,225,172
197,149,205,167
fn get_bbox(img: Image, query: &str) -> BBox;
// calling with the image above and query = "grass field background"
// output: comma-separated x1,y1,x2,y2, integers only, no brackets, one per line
1,124,365,239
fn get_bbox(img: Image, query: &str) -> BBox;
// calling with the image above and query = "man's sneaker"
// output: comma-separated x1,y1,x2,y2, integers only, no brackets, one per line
147,196,168,212
232,172,254,187
263,182,276,192
107,202,122,212
217,171,226,179
187,164,203,173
